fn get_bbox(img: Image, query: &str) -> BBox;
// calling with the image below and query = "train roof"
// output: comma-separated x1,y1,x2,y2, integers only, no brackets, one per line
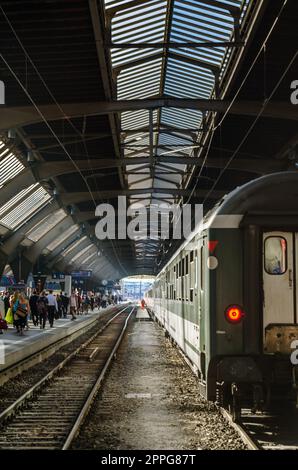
203,170,298,227
159,171,298,276
215,171,298,216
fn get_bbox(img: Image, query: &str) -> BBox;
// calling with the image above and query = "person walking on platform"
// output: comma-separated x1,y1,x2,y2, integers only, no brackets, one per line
90,295,95,312
3,291,10,315
77,291,83,315
69,290,77,321
29,290,39,326
82,294,90,314
12,292,30,336
46,290,58,327
61,292,69,318
101,294,107,309
37,292,48,329
11,291,20,334
56,292,63,319
0,296,7,335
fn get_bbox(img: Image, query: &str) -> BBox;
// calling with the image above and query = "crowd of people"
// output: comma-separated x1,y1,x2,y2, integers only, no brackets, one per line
0,289,121,336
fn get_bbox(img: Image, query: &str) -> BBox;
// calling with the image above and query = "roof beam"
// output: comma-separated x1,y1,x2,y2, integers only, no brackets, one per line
35,156,286,179
0,100,295,130
0,156,284,207
121,125,199,135
60,188,225,204
37,133,112,151
107,40,244,49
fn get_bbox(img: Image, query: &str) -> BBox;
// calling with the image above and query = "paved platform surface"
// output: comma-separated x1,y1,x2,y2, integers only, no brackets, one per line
0,306,119,372
135,307,150,319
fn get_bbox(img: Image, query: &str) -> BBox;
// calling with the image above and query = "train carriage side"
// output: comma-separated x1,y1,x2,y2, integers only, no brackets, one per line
147,172,298,414
205,172,298,411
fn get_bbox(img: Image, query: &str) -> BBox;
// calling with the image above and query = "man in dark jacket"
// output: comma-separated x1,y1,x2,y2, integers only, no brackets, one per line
61,292,69,318
29,290,39,326
37,292,48,329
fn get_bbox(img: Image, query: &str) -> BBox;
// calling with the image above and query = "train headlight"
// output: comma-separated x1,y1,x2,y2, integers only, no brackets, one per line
225,305,244,323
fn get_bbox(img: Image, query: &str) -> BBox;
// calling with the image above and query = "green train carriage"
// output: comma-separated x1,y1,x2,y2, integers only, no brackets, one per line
145,172,298,419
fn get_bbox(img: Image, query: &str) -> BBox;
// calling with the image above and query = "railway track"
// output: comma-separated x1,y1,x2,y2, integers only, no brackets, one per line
0,304,124,386
0,305,135,450
221,406,298,450
239,407,298,450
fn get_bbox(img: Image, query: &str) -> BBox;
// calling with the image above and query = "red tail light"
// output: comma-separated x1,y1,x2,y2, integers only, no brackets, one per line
225,305,244,323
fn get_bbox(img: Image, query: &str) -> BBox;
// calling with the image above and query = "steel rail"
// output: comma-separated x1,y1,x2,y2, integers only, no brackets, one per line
0,305,131,425
0,306,119,386
62,306,135,449
220,407,260,450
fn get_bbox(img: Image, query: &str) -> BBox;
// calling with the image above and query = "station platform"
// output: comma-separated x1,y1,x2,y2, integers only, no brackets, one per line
135,307,150,320
0,306,118,373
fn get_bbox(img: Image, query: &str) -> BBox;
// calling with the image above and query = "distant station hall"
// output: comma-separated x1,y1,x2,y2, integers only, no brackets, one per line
0,0,298,454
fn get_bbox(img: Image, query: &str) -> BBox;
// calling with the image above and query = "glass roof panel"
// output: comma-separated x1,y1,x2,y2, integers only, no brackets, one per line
0,153,24,188
61,236,88,258
0,183,38,218
46,225,80,252
69,243,94,264
26,208,67,242
0,185,52,230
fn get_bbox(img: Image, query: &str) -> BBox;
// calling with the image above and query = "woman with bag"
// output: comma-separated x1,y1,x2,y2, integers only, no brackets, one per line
11,292,29,335
10,291,19,333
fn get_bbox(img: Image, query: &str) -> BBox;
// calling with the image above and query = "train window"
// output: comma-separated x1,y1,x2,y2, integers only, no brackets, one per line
185,255,189,275
190,251,194,263
182,258,185,277
264,237,287,275
190,289,194,302
179,260,181,277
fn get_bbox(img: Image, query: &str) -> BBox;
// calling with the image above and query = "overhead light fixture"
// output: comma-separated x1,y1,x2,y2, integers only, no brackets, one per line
27,150,35,162
8,129,16,139
53,187,58,196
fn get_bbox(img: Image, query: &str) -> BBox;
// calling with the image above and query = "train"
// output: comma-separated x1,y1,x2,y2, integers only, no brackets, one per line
145,171,298,420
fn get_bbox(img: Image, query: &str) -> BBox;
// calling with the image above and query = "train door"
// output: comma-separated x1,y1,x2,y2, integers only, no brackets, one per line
263,232,296,348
